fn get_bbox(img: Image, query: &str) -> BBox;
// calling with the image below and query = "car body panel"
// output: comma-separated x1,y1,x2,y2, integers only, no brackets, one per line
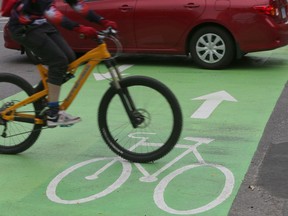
133,0,206,53
3,0,288,68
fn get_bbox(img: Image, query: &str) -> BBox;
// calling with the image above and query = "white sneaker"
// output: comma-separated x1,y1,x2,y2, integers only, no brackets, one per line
47,111,81,127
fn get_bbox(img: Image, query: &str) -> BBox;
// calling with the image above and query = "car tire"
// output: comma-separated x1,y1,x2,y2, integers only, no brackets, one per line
25,48,42,65
190,26,235,69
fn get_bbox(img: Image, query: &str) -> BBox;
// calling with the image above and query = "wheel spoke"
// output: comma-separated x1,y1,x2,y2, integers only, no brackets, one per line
98,76,182,163
0,74,43,154
196,33,226,64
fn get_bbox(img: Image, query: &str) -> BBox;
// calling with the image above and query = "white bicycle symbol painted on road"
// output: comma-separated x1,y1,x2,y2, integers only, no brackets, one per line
46,132,235,215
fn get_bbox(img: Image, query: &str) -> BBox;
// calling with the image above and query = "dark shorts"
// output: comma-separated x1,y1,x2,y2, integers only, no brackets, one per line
9,22,76,85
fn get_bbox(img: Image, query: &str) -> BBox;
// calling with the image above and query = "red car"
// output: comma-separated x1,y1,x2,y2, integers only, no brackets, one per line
4,0,288,69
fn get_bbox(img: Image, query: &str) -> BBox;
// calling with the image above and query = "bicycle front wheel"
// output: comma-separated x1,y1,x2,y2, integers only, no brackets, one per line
98,76,182,163
0,73,43,154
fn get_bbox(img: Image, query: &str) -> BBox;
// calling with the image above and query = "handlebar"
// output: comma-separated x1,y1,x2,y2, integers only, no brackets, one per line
79,27,123,59
98,27,118,40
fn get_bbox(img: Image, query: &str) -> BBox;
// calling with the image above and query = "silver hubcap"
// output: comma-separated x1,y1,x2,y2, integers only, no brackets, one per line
196,33,225,64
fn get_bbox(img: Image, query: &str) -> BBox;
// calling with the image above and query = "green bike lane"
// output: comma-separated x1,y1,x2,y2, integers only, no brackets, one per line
1,47,288,216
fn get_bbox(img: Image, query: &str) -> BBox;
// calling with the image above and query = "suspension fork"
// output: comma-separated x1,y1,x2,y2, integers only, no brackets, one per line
104,59,142,128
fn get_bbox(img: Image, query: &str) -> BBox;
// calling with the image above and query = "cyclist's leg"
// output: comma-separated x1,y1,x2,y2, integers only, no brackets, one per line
48,30,76,63
42,29,80,126
11,23,80,126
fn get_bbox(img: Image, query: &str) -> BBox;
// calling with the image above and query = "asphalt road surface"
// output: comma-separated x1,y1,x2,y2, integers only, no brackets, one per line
0,17,40,85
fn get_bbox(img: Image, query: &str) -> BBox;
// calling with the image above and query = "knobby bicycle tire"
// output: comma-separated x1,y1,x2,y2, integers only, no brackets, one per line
98,76,182,163
0,73,44,154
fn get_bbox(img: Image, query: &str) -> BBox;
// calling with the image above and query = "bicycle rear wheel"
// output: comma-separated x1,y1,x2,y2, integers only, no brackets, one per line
98,76,182,163
0,73,44,154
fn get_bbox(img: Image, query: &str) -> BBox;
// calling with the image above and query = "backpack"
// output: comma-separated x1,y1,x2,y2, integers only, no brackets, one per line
1,0,20,17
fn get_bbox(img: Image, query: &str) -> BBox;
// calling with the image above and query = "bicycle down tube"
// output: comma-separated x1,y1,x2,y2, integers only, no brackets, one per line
60,43,111,111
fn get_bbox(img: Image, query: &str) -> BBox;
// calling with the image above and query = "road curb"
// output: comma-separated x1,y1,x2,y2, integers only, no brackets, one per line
229,81,288,216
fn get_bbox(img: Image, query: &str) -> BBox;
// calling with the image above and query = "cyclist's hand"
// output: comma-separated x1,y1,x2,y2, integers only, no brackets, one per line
100,19,118,30
74,25,98,39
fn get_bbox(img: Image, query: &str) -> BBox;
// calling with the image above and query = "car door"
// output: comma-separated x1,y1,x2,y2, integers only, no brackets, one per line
134,0,205,53
59,0,136,51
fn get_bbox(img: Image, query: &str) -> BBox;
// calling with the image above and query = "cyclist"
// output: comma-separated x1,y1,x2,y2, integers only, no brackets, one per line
7,0,117,127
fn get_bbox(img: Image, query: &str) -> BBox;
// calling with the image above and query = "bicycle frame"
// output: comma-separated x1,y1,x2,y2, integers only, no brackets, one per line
1,42,112,125
0,28,182,162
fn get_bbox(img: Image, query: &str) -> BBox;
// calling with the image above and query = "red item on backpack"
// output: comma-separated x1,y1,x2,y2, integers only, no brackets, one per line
1,0,19,17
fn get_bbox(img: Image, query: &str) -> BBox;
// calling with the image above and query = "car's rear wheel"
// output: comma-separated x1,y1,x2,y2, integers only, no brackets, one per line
190,26,235,69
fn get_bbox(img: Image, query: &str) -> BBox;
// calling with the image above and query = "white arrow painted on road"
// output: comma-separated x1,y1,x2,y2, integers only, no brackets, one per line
191,90,237,119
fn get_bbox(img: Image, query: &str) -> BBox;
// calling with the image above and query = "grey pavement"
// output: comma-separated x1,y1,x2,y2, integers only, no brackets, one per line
0,17,40,85
229,81,288,216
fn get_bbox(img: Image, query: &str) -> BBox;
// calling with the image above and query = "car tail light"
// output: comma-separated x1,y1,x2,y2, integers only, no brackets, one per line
254,0,288,22
254,2,279,16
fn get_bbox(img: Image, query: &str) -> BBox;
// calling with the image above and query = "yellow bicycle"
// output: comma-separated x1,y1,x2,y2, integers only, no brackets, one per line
0,29,182,163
